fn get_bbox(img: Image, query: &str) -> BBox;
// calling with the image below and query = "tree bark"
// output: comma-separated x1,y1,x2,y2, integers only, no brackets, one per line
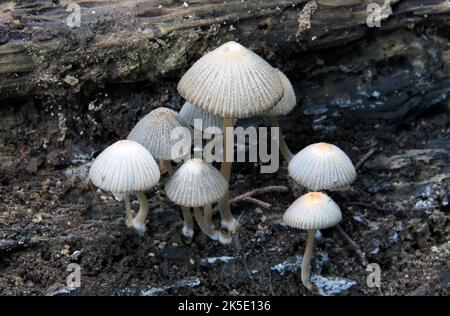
0,0,449,100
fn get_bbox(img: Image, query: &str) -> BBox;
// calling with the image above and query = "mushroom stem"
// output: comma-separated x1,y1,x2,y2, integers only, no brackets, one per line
193,207,231,245
302,229,316,292
220,117,234,181
132,191,149,235
162,159,174,176
124,194,134,227
193,207,218,240
204,204,214,230
219,117,238,232
181,205,194,239
163,159,194,239
269,116,293,162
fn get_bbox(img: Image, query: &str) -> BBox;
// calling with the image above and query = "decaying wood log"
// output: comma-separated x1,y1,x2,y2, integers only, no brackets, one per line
0,0,449,101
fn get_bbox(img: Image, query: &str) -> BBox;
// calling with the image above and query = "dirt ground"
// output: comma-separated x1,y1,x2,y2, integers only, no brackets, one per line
0,78,448,296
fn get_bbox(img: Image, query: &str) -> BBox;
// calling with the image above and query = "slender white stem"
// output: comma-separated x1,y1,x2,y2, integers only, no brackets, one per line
124,194,134,227
164,159,194,239
302,229,316,292
132,191,149,235
220,117,234,181
193,207,218,240
269,116,293,162
181,206,194,239
204,204,214,230
219,117,237,232
193,207,232,245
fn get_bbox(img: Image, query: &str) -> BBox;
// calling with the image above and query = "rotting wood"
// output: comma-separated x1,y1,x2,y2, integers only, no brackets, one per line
0,0,449,99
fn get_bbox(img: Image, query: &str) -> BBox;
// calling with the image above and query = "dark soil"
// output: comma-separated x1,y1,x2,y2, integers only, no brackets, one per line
0,79,448,296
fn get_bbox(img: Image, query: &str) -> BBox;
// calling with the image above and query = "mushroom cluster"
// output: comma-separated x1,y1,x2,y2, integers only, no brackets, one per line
177,41,296,233
284,142,356,292
89,41,293,242
88,41,358,294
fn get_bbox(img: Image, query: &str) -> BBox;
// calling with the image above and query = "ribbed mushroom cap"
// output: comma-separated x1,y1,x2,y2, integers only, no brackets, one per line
283,192,342,230
165,159,227,207
177,41,284,118
266,70,297,116
89,140,160,193
288,142,356,191
128,107,190,160
179,102,224,133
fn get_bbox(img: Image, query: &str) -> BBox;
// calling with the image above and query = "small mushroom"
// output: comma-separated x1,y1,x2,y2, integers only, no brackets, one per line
178,41,284,232
165,158,231,244
288,142,356,191
283,192,342,292
265,69,297,162
127,107,189,175
179,102,224,135
89,140,160,234
128,107,195,239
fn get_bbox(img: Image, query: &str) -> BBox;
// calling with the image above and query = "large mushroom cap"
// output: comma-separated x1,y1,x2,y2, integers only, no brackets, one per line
128,107,190,160
288,142,356,191
177,41,284,118
283,192,342,230
266,70,297,116
179,102,224,133
89,140,160,193
165,159,227,207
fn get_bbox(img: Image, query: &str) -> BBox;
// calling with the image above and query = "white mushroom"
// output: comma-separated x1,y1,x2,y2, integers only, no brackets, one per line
165,158,231,244
289,142,356,191
89,140,160,234
265,69,297,162
179,102,224,135
283,192,342,292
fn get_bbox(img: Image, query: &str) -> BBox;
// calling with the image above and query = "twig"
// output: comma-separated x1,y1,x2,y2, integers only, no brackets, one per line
235,197,271,209
336,224,369,267
355,146,377,170
229,185,288,209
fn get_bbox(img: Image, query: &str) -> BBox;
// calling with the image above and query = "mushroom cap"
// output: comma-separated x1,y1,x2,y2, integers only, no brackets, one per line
283,192,342,230
266,70,297,116
179,102,224,133
177,41,284,118
288,142,356,191
89,140,160,194
128,107,190,160
165,159,227,207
